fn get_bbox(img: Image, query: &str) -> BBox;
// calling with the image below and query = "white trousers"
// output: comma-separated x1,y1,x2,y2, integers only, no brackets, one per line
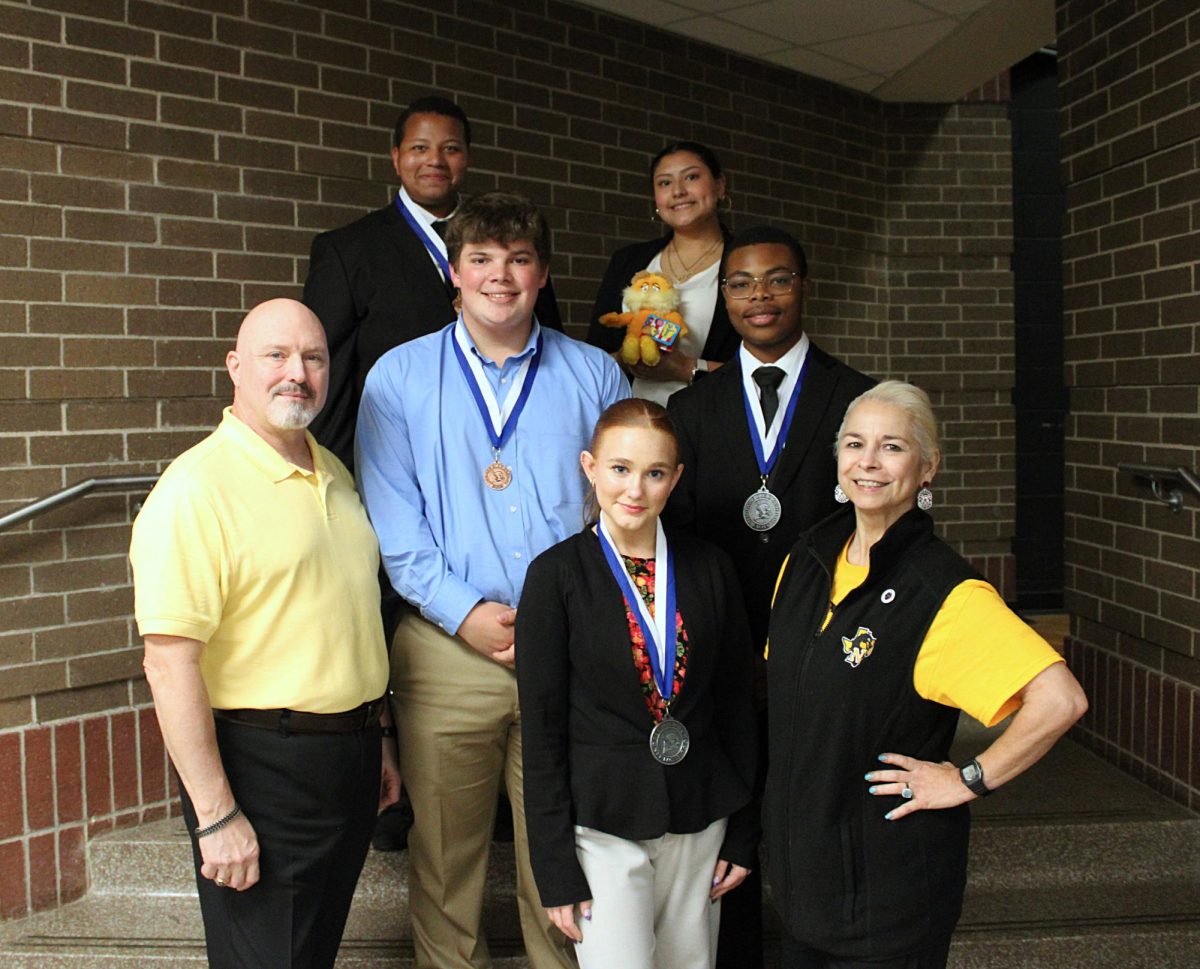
573,817,727,969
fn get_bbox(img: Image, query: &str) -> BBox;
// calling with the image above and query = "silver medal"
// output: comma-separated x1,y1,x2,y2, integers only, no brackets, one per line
649,715,690,765
743,483,782,532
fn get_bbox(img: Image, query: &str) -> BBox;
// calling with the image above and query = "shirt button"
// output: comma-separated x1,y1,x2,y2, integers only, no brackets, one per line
509,505,517,513
501,376,509,383
513,551,523,560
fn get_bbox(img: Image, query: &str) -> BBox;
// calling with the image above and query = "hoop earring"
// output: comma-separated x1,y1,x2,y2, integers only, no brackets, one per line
718,194,732,214
834,483,849,504
917,484,933,511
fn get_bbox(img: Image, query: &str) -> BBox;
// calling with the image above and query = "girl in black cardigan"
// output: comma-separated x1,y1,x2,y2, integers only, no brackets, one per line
515,399,758,969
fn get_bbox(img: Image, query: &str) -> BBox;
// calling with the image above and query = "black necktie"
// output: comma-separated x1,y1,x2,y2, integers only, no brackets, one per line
431,219,449,241
753,366,786,430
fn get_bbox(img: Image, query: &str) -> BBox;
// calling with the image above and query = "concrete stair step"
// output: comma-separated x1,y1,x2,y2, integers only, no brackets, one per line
3,724,1198,968
948,923,1200,969
0,896,532,969
967,817,1200,888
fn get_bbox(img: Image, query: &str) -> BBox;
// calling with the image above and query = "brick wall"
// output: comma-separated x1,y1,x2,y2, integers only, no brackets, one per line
0,706,173,918
1057,0,1199,811
0,0,1015,916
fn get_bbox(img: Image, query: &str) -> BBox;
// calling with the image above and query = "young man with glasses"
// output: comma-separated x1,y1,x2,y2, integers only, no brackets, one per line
665,225,873,969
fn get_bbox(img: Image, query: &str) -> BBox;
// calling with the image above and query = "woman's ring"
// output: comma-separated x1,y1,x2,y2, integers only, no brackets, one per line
214,877,228,888
901,785,913,800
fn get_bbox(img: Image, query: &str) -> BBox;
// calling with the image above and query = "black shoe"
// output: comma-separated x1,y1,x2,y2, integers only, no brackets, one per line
372,797,414,852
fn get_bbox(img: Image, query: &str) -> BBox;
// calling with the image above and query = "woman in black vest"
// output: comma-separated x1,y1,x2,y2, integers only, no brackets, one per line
516,398,758,969
585,142,740,404
765,381,1087,969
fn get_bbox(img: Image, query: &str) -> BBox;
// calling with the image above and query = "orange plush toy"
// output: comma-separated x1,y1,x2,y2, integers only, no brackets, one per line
598,271,688,367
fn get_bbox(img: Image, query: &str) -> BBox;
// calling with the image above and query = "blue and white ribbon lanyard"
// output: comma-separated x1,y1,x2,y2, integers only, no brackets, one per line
395,193,451,284
449,322,543,490
596,514,676,704
740,356,809,533
596,514,691,764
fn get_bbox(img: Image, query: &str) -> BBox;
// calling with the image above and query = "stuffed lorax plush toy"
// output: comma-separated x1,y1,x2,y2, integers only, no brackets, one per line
599,271,688,367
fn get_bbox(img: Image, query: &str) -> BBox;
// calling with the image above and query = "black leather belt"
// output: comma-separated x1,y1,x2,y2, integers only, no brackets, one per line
212,696,385,735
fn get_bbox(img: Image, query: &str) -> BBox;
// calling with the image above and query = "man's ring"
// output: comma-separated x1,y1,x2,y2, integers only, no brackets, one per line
901,785,913,800
215,877,228,888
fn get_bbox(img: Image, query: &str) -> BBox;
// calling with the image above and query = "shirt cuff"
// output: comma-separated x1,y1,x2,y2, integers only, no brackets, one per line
135,617,216,643
422,577,487,637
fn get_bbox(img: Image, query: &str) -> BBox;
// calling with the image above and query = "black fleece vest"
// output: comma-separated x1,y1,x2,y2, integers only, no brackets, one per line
764,506,983,959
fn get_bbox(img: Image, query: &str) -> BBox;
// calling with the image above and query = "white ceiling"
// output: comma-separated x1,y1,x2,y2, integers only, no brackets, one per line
570,0,1055,101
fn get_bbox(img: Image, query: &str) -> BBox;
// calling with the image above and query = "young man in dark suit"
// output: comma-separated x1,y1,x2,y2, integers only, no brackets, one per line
666,225,874,969
302,94,562,471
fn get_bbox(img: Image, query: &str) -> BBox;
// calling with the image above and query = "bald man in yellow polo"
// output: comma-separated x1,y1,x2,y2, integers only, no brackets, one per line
130,299,400,969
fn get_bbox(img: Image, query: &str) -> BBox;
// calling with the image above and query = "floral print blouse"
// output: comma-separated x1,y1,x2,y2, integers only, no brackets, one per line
620,554,689,723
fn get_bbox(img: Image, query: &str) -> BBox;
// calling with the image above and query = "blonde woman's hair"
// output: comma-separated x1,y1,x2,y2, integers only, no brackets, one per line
835,380,940,466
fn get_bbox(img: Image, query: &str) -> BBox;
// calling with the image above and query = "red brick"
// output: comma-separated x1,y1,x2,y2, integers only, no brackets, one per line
57,824,86,903
52,722,83,824
83,717,112,817
23,727,54,831
0,838,28,919
0,733,23,839
139,707,167,803
27,830,56,911
110,710,139,811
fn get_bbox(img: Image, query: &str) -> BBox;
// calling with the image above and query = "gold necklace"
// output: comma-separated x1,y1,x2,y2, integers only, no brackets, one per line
664,236,721,283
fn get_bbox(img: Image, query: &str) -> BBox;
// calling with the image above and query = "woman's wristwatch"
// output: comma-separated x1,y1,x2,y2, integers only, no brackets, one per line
958,758,991,797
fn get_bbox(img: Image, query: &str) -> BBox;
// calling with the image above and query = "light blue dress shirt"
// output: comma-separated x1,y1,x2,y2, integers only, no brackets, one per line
356,319,629,635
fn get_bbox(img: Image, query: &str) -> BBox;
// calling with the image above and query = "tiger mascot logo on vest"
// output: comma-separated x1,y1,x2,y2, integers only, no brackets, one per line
841,626,876,668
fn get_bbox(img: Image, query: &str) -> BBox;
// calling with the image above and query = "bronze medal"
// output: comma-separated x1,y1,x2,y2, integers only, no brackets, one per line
483,459,512,490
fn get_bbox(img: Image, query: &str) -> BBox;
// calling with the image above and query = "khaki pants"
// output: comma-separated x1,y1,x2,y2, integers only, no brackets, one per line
391,613,575,969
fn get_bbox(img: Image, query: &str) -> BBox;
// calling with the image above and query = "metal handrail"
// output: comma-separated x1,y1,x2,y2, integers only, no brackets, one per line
0,475,159,533
1119,463,1200,514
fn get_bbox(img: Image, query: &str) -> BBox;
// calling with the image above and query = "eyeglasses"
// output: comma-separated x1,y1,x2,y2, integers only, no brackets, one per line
721,272,801,299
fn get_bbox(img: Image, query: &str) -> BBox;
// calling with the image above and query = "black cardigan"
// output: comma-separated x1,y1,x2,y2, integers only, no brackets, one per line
584,228,739,364
515,526,759,908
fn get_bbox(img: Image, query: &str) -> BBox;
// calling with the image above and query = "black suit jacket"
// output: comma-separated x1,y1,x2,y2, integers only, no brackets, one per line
516,527,758,908
584,228,740,364
302,201,563,470
666,344,874,649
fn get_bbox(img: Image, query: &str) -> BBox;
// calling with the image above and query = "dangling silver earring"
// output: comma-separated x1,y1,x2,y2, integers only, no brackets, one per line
917,484,933,511
834,483,849,504
651,207,660,223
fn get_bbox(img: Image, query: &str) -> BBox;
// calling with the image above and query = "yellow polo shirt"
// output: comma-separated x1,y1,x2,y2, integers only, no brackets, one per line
130,408,388,713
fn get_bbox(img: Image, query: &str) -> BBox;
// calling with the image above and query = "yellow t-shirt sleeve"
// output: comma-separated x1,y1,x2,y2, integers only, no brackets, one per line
129,477,225,644
914,580,1064,727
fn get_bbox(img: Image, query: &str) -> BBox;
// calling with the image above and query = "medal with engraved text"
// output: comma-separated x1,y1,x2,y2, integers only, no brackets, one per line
743,479,782,532
483,450,512,490
740,354,809,534
649,707,690,765
597,515,688,765
450,322,542,495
